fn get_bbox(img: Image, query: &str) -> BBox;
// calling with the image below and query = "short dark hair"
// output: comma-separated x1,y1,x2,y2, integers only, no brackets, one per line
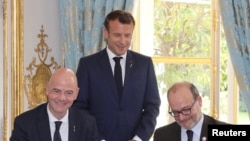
104,10,135,31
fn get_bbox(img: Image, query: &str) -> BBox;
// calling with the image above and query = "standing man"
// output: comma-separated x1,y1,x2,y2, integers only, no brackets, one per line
10,68,99,141
153,81,228,141
74,10,161,141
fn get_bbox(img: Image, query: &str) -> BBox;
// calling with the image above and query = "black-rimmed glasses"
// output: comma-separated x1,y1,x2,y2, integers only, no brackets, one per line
168,100,196,117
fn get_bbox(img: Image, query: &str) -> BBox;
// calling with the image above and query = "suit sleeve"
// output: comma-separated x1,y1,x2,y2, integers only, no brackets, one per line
136,58,161,140
10,117,29,141
73,58,90,111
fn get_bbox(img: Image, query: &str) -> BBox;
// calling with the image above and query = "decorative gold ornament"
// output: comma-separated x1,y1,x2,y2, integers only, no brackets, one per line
24,25,60,109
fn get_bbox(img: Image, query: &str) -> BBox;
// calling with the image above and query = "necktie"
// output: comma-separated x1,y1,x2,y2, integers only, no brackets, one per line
113,57,123,98
186,130,193,141
54,121,62,141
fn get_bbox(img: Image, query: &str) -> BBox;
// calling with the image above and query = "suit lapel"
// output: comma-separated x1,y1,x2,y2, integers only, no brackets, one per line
124,51,134,86
37,104,53,141
121,51,134,101
176,125,182,141
98,49,119,99
200,115,210,140
68,108,78,141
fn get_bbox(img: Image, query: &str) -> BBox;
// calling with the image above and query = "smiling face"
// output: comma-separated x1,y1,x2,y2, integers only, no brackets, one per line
104,19,134,56
168,82,203,129
46,68,79,120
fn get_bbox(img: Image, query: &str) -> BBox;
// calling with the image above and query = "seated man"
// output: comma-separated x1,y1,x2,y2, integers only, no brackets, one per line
10,68,99,141
153,81,228,141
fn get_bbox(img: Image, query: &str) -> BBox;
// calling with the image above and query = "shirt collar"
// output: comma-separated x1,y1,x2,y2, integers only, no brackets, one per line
106,47,127,60
47,103,68,123
181,114,204,138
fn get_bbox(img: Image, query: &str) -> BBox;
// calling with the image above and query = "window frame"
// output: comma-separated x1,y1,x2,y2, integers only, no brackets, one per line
133,0,238,124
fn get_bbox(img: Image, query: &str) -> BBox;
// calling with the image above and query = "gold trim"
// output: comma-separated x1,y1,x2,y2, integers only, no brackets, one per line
3,0,8,141
210,0,217,118
11,0,24,126
3,1,24,140
152,57,211,64
210,0,220,119
133,5,140,51
24,26,61,109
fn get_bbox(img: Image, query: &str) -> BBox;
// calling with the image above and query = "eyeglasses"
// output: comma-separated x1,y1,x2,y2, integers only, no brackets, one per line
168,100,196,117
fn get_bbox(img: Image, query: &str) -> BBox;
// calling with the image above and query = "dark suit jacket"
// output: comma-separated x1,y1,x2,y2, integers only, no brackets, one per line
10,103,99,141
153,114,228,141
74,48,161,141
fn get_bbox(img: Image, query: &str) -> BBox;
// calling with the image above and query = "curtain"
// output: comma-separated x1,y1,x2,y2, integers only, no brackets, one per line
60,0,140,71
219,0,250,118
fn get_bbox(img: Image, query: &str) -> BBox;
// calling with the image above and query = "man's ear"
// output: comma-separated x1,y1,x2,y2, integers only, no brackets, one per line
103,27,108,39
74,88,80,99
197,96,202,106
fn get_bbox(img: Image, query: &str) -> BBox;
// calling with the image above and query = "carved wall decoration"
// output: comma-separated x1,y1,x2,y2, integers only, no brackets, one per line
24,25,61,109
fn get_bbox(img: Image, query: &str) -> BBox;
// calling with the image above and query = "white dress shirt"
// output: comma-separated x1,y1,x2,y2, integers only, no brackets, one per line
181,114,204,141
47,105,69,141
106,47,126,84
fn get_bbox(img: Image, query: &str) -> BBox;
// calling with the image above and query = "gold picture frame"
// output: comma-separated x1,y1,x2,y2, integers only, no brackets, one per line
3,0,23,141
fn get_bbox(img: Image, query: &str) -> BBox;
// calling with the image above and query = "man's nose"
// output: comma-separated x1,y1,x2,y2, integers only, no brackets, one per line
177,113,186,121
58,93,66,100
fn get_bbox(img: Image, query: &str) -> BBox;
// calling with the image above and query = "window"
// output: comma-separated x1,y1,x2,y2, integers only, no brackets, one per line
133,0,250,127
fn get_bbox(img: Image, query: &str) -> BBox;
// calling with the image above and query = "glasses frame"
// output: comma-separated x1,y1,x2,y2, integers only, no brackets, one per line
168,100,196,117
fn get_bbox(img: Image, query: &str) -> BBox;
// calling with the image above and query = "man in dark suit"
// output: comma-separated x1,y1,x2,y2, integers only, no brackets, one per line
153,81,228,141
10,68,99,141
74,10,161,141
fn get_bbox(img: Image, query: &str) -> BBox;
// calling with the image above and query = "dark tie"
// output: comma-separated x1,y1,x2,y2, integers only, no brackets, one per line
113,57,123,98
54,121,62,141
186,130,193,141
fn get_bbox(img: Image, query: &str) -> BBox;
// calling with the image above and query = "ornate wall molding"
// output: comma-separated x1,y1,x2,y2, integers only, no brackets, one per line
3,0,8,141
24,26,60,109
3,0,23,141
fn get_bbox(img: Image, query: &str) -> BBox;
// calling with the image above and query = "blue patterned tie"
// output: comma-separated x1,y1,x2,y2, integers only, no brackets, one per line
54,121,62,141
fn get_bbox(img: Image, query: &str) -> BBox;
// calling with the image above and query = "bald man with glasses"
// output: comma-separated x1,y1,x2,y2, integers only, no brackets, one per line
153,81,228,141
